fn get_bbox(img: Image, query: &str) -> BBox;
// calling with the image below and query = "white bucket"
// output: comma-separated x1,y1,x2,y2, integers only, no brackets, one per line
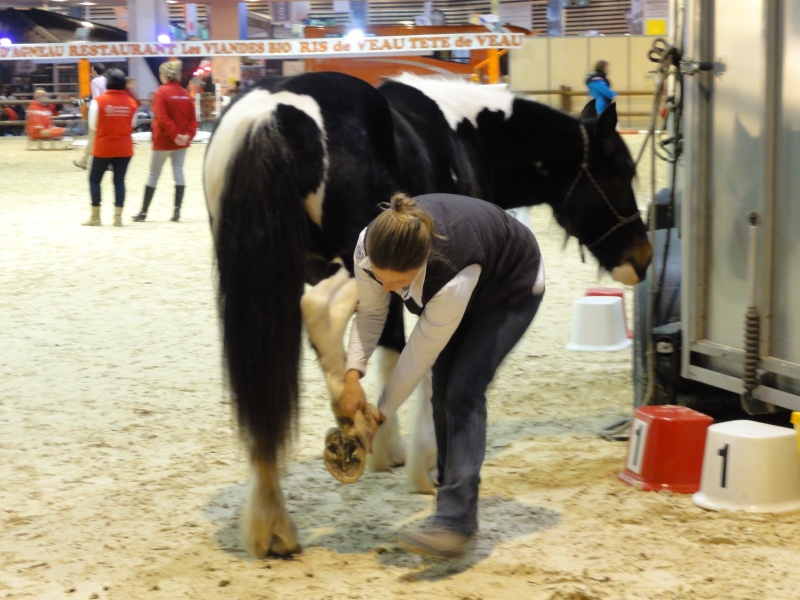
693,420,800,513
566,296,632,352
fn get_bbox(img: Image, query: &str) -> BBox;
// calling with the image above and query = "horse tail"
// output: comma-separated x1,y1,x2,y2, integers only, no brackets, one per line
206,92,327,465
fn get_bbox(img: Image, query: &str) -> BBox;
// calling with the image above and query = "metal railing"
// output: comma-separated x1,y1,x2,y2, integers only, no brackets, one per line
518,87,656,119
0,96,146,132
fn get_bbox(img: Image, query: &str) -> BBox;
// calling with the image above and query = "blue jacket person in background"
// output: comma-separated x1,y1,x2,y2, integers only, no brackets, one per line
341,192,546,558
586,60,618,114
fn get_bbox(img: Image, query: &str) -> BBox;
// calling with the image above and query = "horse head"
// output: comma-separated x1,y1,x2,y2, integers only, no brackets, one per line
551,101,652,285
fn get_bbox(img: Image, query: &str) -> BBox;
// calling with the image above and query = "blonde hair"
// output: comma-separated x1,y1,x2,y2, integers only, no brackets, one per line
365,193,440,272
159,59,182,82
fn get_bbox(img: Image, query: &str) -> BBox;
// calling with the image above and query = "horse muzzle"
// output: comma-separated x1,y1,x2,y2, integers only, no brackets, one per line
611,237,653,285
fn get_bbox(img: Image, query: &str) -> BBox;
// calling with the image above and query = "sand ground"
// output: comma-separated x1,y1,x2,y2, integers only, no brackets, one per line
1,134,799,600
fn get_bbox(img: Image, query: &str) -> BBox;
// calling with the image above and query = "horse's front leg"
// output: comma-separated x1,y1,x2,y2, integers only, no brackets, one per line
303,268,406,473
300,266,357,416
242,451,300,557
366,295,408,472
406,370,437,494
367,348,406,472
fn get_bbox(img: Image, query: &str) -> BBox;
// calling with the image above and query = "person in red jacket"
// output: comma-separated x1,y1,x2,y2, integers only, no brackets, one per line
82,68,137,227
1,104,21,136
25,89,66,140
131,59,197,223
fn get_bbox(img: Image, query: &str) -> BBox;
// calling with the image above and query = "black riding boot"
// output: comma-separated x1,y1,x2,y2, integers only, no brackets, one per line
171,185,185,222
132,186,156,222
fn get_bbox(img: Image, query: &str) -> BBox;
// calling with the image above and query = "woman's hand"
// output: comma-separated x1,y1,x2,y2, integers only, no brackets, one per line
337,369,366,423
175,133,190,146
354,403,387,453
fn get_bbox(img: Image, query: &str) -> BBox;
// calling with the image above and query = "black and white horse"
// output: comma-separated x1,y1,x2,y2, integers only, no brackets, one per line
203,72,652,557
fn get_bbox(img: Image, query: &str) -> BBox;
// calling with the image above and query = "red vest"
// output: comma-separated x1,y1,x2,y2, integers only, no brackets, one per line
93,90,137,158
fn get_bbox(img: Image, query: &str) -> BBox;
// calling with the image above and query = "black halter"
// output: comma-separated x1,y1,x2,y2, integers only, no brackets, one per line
563,124,641,252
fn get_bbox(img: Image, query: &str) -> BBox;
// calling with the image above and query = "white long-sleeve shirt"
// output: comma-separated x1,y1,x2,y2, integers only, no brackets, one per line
90,75,107,100
345,228,481,420
87,99,99,130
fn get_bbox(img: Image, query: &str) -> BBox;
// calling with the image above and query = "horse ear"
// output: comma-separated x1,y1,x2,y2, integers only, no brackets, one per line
580,99,597,120
596,102,619,154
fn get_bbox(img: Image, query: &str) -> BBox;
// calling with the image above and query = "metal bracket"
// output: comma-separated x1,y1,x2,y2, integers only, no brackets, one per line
680,58,717,76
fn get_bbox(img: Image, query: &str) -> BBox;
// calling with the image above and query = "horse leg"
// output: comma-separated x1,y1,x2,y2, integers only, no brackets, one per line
367,348,406,472
303,267,408,473
368,349,436,491
406,369,438,494
368,295,409,472
302,268,428,481
300,266,358,412
242,452,300,557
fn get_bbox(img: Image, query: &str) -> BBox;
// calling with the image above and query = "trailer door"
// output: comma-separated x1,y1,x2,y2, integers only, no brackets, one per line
681,0,800,410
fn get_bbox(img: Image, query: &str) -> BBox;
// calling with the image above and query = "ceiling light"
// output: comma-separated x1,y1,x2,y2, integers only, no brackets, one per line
80,2,96,5
344,29,364,43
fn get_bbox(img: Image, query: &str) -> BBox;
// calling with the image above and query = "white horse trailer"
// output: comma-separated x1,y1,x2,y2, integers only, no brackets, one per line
634,0,800,416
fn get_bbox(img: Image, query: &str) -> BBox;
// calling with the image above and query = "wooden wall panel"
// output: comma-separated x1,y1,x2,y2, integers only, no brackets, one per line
549,36,590,91
508,36,548,92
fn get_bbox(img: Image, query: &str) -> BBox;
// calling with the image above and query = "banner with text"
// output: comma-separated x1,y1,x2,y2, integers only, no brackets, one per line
0,33,526,61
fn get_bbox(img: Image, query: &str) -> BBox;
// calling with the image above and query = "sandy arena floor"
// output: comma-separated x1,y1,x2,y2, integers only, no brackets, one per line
1,133,799,600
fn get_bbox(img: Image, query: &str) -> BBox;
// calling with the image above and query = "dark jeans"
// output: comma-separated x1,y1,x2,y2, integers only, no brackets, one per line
89,156,131,207
430,290,544,536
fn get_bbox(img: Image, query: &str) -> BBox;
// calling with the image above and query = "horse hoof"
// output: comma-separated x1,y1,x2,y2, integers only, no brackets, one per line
324,426,366,484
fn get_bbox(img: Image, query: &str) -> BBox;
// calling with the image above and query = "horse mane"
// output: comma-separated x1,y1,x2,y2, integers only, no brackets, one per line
389,73,516,129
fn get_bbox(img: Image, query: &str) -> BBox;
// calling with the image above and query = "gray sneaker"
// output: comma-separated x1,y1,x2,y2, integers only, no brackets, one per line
73,160,87,170
400,526,472,559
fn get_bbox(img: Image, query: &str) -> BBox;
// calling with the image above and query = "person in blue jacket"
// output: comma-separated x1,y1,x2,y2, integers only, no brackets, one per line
586,60,618,114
